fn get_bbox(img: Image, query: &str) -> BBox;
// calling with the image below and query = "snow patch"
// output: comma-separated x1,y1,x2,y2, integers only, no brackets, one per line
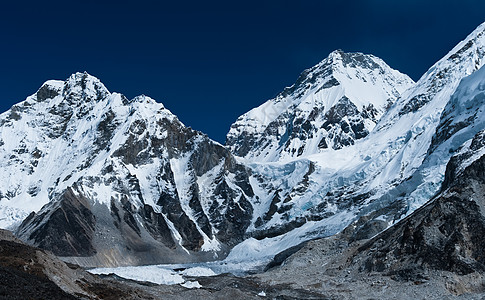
181,281,202,289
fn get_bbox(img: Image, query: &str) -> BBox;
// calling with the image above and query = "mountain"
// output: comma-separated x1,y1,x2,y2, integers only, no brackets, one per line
0,52,414,269
358,131,485,279
0,73,256,267
222,21,485,265
251,58,485,299
346,63,485,280
254,129,485,299
226,50,414,161
1,21,484,275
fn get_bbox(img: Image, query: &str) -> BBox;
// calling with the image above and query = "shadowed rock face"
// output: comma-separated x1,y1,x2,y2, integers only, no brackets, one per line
17,187,96,257
320,96,376,149
138,204,176,249
7,73,256,267
355,137,485,278
0,239,77,300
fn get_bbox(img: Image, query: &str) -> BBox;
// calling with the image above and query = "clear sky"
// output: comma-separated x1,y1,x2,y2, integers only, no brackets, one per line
1,0,484,143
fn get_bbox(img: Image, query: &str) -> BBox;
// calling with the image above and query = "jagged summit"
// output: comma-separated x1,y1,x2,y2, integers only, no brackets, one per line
226,50,414,161
277,50,404,101
1,22,485,278
33,72,109,104
34,72,160,107
64,71,109,97
0,72,174,219
218,22,485,268
0,72,258,267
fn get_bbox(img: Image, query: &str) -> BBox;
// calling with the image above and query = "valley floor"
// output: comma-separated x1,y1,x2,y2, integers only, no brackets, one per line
2,225,485,300
254,237,485,300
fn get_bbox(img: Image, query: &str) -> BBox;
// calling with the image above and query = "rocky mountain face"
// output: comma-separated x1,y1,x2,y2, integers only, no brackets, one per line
352,63,485,278
0,20,484,275
226,50,414,161
357,134,485,279
221,21,485,265
253,138,485,298
0,73,256,267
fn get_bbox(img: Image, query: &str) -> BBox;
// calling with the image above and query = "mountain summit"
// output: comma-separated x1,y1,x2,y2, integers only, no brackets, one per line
219,22,485,264
226,50,414,161
0,72,257,267
1,22,485,275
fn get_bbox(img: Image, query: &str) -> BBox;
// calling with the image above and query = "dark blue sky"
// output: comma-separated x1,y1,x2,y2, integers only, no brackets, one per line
1,1,484,143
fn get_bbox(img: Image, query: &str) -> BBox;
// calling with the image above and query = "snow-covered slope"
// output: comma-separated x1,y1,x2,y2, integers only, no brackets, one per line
226,50,414,162
366,20,485,212
0,72,256,267
1,21,485,272
221,21,485,264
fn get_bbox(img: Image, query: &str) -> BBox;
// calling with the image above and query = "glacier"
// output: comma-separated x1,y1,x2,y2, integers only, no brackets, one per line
0,18,484,285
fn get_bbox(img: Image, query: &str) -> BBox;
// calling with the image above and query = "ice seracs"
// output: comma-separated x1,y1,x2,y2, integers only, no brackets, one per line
1,22,485,274
220,21,485,267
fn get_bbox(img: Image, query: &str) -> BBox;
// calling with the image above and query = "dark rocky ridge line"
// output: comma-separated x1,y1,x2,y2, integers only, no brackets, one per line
355,146,485,279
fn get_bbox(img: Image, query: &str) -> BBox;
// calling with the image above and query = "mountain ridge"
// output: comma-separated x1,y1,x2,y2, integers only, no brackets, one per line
219,21,485,265
0,22,484,273
226,50,414,161
0,72,258,267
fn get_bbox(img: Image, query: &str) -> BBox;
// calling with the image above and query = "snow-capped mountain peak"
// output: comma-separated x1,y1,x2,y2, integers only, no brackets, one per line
226,50,414,161
60,72,109,104
2,22,485,275
0,72,259,267
217,22,485,270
